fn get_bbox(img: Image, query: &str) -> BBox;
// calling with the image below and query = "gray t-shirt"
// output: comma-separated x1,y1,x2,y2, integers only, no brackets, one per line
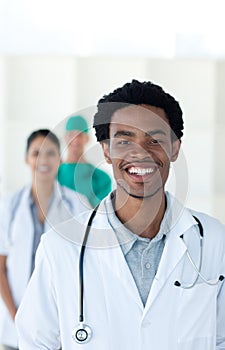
29,193,53,275
104,193,171,306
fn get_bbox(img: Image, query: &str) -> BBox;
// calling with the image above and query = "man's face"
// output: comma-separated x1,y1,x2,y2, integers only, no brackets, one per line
102,104,181,199
65,130,88,157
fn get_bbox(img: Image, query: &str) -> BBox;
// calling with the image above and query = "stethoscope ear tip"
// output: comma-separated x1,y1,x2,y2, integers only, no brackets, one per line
219,275,224,281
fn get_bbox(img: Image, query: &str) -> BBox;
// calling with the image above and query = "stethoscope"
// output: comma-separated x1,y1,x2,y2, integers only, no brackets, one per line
72,210,224,344
72,205,99,344
174,215,224,288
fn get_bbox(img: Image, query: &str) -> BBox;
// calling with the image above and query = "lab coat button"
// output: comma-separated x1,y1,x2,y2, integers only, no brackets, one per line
145,263,151,269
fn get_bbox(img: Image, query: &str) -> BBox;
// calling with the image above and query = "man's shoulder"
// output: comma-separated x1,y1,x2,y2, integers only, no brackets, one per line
166,192,225,239
189,208,225,234
42,198,115,251
41,214,89,254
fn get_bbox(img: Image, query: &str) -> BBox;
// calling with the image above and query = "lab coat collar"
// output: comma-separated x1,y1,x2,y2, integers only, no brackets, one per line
55,191,198,249
19,185,32,204
23,181,72,232
52,195,118,248
21,181,60,203
101,190,198,240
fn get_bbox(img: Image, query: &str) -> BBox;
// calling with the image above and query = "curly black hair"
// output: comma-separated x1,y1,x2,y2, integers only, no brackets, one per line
93,79,184,142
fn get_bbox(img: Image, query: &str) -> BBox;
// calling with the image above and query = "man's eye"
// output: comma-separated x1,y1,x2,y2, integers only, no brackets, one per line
149,138,164,145
150,139,159,144
118,140,130,145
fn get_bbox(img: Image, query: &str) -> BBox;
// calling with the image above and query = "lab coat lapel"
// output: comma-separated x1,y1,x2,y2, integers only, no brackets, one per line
13,187,34,281
144,232,186,312
143,207,196,315
98,243,144,310
16,186,34,242
92,207,144,310
45,184,57,230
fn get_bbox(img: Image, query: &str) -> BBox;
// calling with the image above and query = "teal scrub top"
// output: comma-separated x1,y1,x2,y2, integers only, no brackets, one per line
57,163,112,207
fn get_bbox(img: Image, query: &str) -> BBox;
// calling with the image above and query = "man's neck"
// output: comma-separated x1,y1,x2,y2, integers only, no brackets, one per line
66,154,86,163
114,189,167,239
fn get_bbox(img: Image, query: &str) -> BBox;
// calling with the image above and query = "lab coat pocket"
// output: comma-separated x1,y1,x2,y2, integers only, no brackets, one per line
177,281,217,348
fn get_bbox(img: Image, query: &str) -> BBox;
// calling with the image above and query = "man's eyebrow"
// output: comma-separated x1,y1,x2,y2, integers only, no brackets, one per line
113,130,136,138
113,129,168,138
145,129,167,137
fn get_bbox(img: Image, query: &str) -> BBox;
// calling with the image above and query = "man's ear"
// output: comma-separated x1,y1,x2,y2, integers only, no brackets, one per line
101,142,112,164
171,140,181,162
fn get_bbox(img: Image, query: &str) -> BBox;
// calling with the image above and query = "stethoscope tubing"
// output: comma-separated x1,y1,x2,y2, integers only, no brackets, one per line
175,215,224,288
79,205,100,323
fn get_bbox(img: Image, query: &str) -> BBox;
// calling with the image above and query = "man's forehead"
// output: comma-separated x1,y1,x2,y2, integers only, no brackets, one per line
110,104,171,132
66,130,83,137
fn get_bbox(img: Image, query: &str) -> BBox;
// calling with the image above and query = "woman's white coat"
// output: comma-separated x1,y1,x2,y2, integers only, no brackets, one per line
0,183,89,347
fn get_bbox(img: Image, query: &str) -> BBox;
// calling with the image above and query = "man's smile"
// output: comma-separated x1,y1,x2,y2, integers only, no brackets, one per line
120,161,162,182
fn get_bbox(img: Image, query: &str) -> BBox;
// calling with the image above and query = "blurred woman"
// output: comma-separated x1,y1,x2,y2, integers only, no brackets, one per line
0,129,89,350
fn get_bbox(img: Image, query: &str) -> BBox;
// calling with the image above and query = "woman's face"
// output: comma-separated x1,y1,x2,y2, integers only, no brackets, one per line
26,136,61,182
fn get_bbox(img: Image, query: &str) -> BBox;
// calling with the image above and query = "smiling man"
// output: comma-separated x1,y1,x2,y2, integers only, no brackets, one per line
99,103,180,240
15,80,225,350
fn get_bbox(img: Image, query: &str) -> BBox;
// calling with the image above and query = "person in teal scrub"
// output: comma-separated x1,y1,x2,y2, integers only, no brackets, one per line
57,115,112,207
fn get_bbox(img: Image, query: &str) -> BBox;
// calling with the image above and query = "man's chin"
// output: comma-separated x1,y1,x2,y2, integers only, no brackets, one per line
117,182,162,199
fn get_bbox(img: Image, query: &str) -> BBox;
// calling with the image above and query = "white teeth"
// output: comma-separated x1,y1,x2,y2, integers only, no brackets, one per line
38,165,50,172
128,167,154,175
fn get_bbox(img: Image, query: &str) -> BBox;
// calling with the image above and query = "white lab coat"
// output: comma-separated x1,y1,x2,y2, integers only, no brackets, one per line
0,182,90,348
15,193,225,350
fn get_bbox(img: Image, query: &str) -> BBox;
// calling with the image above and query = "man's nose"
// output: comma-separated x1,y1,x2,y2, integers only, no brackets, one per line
129,142,151,158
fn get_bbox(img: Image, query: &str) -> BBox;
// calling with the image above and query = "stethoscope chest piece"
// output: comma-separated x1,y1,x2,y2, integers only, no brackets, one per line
72,322,92,344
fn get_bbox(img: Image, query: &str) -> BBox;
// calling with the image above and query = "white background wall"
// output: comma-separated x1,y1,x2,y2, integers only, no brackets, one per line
1,1,225,224
0,3,225,350
0,55,225,223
